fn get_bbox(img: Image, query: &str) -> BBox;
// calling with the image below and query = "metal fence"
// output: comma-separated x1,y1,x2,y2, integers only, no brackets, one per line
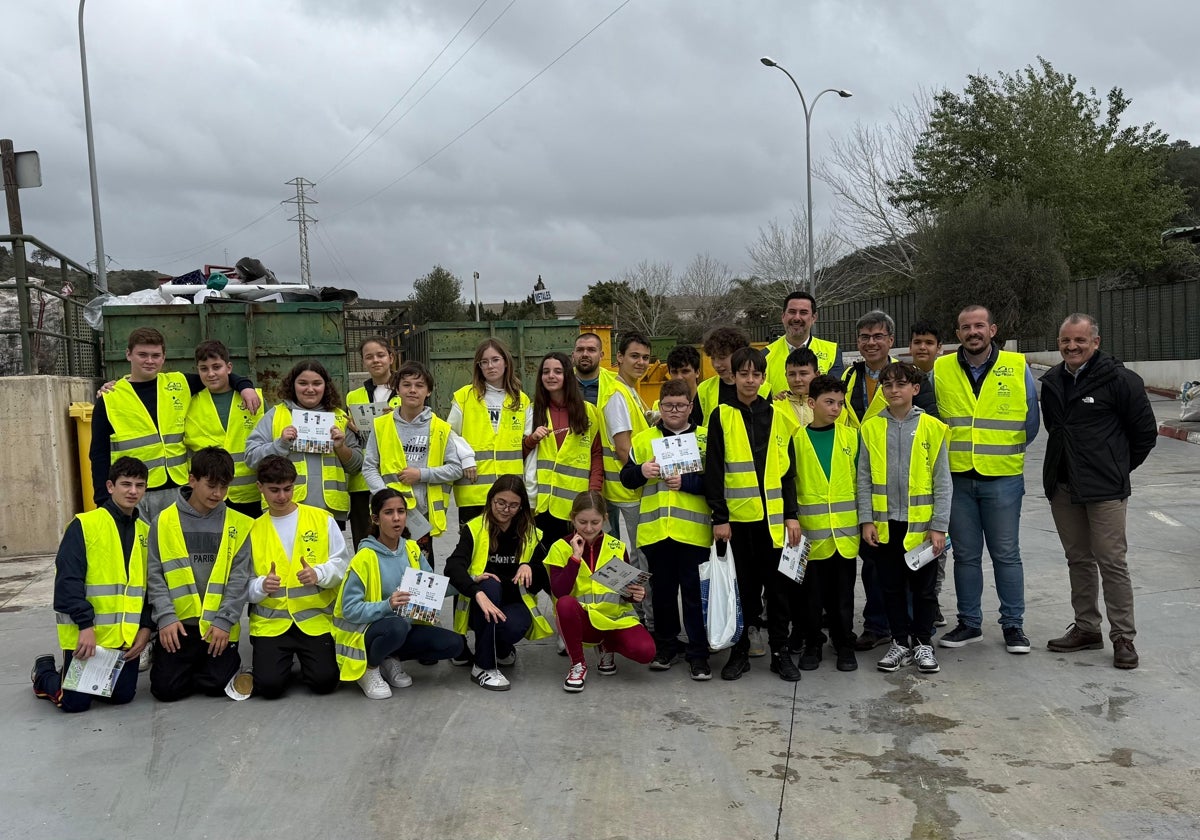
0,235,101,378
343,310,411,378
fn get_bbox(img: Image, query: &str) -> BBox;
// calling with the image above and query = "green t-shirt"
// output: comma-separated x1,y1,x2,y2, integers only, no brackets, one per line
210,389,235,428
805,423,837,480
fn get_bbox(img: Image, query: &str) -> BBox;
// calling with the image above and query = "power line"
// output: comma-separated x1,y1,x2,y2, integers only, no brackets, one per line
282,177,317,286
330,0,631,221
131,203,286,266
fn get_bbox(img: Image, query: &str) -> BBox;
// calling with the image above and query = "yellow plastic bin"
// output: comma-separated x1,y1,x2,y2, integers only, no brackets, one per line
69,402,96,512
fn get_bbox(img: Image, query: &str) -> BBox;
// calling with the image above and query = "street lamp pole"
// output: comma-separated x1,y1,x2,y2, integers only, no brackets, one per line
79,0,108,292
759,57,851,293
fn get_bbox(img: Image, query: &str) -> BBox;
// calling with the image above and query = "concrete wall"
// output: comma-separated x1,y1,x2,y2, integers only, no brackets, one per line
0,376,96,557
1025,352,1199,392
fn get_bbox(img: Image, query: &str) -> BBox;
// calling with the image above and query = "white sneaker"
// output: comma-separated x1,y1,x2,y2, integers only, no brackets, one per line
138,641,154,672
877,641,913,673
357,667,392,699
747,627,767,658
913,644,940,674
471,664,511,691
380,657,413,688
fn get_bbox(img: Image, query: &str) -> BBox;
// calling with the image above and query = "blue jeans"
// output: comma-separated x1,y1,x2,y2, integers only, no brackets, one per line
949,473,1026,630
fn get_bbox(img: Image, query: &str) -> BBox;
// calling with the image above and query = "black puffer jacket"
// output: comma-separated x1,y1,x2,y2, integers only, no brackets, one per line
1039,351,1157,503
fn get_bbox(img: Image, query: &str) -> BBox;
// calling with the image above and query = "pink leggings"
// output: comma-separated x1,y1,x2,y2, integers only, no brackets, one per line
555,595,656,666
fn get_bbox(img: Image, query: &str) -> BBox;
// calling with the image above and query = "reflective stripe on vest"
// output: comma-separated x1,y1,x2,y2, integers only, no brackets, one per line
862,412,947,551
452,384,529,507
631,426,712,549
373,412,451,536
272,404,352,516
452,516,553,640
346,387,402,492
543,535,640,632
793,423,860,560
718,403,790,548
247,504,335,637
154,503,252,642
535,402,599,519
184,388,264,503
56,508,148,651
332,540,423,680
105,373,190,488
934,350,1028,475
599,374,649,505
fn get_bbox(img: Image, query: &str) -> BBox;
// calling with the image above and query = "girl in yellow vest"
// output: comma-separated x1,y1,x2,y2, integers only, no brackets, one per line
545,492,655,693
449,339,533,525
856,363,951,676
444,475,553,691
526,351,603,557
245,360,362,524
334,489,466,699
346,336,402,548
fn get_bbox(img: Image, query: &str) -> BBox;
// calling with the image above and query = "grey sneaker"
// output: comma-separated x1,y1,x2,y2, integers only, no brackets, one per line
913,643,940,673
877,641,913,672
746,626,767,658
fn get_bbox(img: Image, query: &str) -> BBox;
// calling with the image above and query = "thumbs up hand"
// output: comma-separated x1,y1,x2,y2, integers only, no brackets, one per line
263,561,282,595
297,556,318,586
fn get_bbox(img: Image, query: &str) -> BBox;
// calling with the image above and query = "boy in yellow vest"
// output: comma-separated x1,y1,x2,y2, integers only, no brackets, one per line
183,340,265,519
245,455,350,699
146,447,253,702
792,375,860,672
856,362,951,675
31,457,154,713
776,347,819,432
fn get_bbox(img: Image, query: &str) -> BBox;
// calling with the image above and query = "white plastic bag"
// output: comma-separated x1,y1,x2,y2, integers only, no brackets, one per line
1181,381,1200,422
699,541,743,652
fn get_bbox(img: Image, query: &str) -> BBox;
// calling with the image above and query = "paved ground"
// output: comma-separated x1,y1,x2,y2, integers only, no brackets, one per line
3,393,1199,839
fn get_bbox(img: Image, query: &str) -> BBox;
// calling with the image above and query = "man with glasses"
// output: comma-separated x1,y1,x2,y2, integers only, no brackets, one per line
763,292,844,398
935,305,1040,655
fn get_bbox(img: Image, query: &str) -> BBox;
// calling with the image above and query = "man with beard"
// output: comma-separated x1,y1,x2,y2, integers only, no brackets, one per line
573,333,607,405
763,292,844,398
934,305,1040,655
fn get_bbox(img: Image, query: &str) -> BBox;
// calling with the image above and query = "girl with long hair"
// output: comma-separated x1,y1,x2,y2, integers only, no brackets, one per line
345,337,401,547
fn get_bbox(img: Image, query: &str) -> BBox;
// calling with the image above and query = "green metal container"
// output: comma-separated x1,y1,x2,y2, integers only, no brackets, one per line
406,320,581,416
102,300,346,399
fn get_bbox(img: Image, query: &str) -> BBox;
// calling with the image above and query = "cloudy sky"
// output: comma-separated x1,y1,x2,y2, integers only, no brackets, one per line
7,1,1200,304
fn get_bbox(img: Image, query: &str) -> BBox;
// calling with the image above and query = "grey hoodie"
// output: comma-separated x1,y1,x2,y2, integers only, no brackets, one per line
361,406,471,517
338,535,433,625
855,406,952,532
146,489,253,634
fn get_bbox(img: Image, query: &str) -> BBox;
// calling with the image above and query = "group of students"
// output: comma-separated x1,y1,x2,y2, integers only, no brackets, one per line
33,305,961,712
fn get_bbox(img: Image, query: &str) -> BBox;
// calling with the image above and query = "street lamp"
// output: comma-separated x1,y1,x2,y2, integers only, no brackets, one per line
79,0,108,291
759,56,851,293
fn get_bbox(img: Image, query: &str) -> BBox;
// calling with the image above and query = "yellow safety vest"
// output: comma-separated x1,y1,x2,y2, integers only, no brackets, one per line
184,388,264,504
631,426,712,549
763,334,839,396
332,540,423,680
56,508,148,651
105,373,190,488
934,350,1029,476
544,535,640,632
271,404,352,517
718,403,792,548
774,395,813,435
153,503,252,641
839,360,895,429
372,412,451,536
451,517,553,639
793,424,860,560
861,411,948,551
247,504,336,637
345,385,402,493
535,402,600,520
599,374,649,505
696,376,724,427
452,384,529,507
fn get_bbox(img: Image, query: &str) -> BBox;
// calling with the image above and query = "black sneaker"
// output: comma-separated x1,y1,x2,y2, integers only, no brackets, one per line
31,654,56,685
689,659,713,681
835,647,858,672
933,607,947,628
854,629,891,651
799,644,822,671
769,650,802,682
938,623,983,648
451,639,473,667
1003,626,1031,654
720,653,751,681
649,649,683,671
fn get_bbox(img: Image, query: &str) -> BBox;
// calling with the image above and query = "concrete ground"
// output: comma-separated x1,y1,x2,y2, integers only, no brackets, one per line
2,394,1199,840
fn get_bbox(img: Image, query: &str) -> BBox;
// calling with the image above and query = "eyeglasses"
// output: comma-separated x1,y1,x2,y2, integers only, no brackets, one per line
660,402,692,413
492,499,522,512
857,332,891,343
478,357,505,368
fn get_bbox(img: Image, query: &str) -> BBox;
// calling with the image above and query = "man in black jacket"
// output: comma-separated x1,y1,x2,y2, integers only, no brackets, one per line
1040,314,1157,669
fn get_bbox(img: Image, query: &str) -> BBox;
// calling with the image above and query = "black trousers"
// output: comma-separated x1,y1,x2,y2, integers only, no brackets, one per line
33,649,140,714
864,521,938,646
150,622,242,702
457,505,484,528
468,578,532,669
250,624,338,699
643,539,709,661
348,490,372,550
729,520,794,655
797,554,856,651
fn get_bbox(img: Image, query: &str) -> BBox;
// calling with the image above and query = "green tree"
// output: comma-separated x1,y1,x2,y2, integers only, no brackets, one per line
409,265,466,324
891,58,1186,277
914,190,1069,343
576,280,645,330
1165,139,1200,224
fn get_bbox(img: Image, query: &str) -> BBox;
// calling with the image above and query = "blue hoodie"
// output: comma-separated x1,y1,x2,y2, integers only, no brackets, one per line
338,535,432,624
